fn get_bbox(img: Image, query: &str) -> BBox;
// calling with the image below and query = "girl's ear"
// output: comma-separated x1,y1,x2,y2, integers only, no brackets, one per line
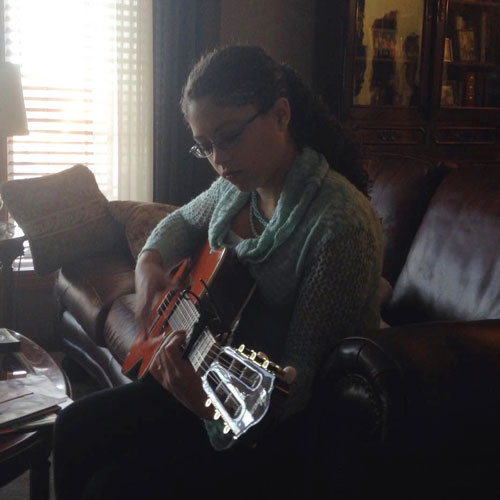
272,97,291,131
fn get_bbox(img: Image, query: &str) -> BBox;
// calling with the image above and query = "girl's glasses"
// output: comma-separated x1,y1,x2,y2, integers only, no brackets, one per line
189,110,261,159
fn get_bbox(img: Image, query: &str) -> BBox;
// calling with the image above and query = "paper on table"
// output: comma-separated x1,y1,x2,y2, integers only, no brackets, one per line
0,374,71,427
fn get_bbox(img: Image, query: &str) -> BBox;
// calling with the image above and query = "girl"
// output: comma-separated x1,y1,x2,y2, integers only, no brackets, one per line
53,45,383,500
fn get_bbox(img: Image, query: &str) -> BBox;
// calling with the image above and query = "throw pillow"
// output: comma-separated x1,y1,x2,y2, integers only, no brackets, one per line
0,164,119,275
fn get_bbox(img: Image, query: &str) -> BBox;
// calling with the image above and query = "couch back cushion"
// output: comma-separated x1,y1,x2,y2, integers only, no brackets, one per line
108,200,176,260
386,166,500,324
365,154,449,285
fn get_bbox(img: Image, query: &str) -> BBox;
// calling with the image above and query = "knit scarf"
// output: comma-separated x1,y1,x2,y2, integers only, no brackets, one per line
208,147,329,263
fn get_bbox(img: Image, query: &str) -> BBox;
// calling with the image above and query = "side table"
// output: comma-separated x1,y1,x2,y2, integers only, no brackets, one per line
0,330,71,500
0,224,27,329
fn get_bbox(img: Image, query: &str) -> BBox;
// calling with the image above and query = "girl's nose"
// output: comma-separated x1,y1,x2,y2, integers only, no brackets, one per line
211,145,231,167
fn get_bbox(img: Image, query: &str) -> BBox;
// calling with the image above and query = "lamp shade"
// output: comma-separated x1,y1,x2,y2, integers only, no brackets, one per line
0,62,29,136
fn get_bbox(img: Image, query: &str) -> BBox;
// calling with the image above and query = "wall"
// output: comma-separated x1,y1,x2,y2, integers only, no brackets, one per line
219,0,315,83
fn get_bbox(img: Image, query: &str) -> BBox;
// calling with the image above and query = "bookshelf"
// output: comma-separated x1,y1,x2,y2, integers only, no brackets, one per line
315,0,500,167
441,0,500,108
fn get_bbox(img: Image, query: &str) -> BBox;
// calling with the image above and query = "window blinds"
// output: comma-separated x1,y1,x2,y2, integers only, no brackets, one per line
3,0,153,201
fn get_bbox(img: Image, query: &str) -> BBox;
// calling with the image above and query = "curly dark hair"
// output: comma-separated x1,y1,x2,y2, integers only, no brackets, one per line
181,46,369,196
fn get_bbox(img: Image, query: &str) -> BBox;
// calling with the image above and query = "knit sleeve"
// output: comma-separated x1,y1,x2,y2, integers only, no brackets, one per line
280,223,382,419
141,178,223,266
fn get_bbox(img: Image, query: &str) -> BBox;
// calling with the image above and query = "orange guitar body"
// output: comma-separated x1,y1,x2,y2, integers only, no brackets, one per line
121,241,227,379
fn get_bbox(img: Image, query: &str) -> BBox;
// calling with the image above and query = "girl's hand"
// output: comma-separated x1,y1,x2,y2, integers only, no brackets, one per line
152,330,215,419
134,250,173,331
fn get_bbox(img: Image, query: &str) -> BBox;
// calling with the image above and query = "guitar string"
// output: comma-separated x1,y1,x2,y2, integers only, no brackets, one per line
143,280,260,411
145,290,176,338
160,296,261,385
151,293,274,426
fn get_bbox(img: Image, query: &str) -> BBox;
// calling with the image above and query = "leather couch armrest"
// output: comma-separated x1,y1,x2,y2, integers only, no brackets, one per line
317,319,500,461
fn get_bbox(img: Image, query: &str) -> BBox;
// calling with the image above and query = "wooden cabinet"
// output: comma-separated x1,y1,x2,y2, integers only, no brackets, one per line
314,0,500,166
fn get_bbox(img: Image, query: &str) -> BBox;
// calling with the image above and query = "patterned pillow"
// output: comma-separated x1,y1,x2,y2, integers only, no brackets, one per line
0,164,120,275
109,200,176,260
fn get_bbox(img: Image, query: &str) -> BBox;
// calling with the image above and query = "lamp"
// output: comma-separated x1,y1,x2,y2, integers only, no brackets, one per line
0,62,29,231
0,62,29,137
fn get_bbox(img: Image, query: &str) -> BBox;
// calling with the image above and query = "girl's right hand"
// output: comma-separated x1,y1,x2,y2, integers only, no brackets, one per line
134,250,173,332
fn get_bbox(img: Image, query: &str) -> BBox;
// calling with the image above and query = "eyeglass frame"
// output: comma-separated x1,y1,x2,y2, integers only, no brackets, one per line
189,109,262,159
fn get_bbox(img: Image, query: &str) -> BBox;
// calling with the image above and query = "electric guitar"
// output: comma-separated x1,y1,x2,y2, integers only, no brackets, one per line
122,240,296,439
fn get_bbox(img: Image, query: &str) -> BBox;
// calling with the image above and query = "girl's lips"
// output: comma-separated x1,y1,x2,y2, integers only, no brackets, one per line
222,170,241,181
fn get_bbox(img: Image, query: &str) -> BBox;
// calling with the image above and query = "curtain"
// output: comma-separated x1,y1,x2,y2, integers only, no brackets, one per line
116,0,154,201
3,0,154,202
153,0,220,206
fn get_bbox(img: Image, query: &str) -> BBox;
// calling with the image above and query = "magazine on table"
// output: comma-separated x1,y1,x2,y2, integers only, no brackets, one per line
0,373,72,433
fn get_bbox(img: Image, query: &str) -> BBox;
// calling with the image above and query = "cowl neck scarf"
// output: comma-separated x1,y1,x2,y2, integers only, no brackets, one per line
209,147,329,263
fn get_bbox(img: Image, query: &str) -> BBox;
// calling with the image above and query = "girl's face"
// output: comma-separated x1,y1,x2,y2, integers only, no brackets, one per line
185,96,295,194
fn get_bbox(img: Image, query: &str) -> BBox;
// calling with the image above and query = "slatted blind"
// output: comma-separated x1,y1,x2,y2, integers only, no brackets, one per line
3,0,147,200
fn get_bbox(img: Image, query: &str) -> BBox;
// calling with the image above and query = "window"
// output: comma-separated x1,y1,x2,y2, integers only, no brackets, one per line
2,0,153,201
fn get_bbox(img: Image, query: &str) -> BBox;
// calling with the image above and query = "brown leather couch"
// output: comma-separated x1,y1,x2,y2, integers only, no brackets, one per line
56,154,500,496
54,200,176,387
53,154,449,390
308,162,500,499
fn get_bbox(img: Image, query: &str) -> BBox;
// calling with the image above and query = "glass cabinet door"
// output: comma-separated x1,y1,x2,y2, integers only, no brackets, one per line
440,0,500,108
352,0,426,106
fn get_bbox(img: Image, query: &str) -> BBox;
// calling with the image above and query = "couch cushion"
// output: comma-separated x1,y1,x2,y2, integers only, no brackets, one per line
55,253,135,344
365,154,450,286
0,164,121,275
386,166,500,324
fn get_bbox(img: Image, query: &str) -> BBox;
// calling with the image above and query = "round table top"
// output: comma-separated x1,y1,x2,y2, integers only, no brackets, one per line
0,331,70,470
3,331,69,395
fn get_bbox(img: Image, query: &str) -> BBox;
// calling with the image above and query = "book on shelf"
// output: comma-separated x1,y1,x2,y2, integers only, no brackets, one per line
464,72,476,106
457,29,476,62
0,374,72,433
480,10,488,62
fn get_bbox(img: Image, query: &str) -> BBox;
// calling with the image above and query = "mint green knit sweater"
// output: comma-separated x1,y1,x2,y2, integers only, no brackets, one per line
143,147,383,449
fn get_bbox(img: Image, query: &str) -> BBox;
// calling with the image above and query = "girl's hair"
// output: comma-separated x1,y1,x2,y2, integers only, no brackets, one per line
181,46,369,196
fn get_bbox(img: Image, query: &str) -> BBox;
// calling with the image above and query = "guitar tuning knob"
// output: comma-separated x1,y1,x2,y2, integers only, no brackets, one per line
282,366,297,384
223,424,231,435
257,352,269,360
214,410,221,421
205,398,212,408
